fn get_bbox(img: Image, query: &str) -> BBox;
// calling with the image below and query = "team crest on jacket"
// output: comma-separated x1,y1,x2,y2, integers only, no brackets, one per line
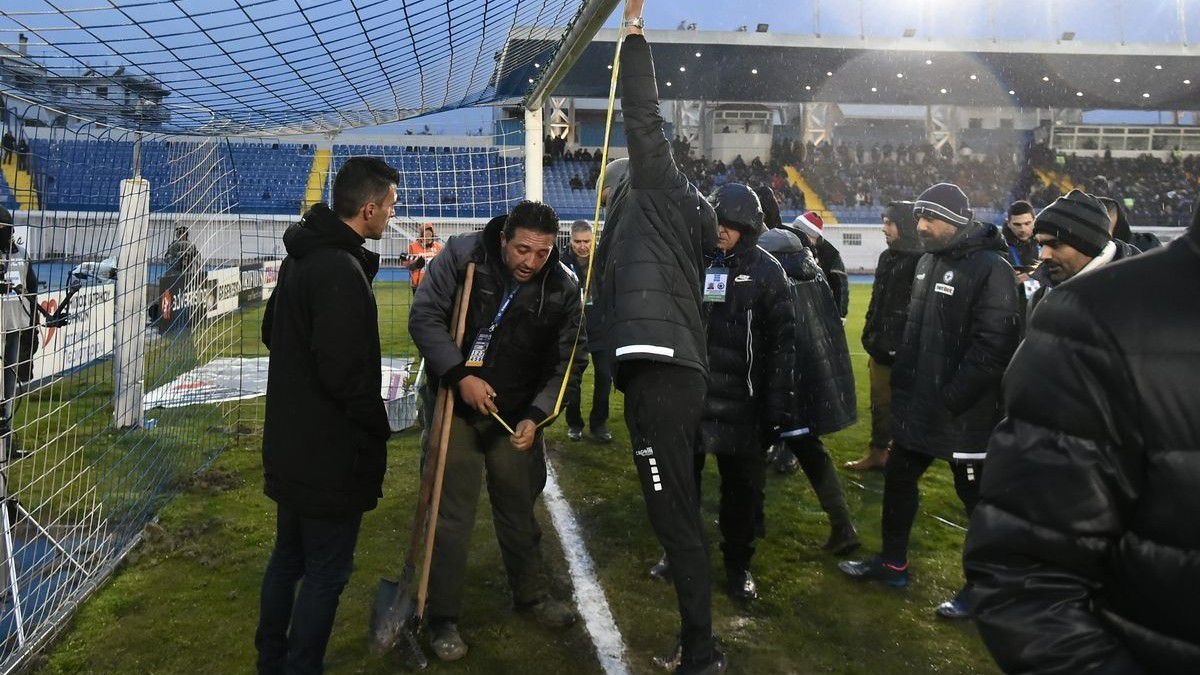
943,270,955,283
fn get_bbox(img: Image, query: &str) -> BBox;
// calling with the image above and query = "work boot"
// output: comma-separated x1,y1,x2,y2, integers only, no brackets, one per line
567,427,583,441
726,569,758,602
838,556,911,588
649,553,671,582
822,522,861,556
428,620,468,662
844,445,890,471
935,584,976,620
675,647,728,675
517,596,578,628
763,443,780,465
590,425,613,443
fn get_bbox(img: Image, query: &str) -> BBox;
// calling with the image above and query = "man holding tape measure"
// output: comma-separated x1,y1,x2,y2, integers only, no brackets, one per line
408,199,584,662
592,2,725,672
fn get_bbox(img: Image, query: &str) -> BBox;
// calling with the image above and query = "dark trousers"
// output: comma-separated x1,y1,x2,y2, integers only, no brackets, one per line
868,357,893,449
880,444,983,564
694,452,765,574
565,350,613,431
622,361,714,663
255,505,363,675
787,435,853,528
426,413,549,621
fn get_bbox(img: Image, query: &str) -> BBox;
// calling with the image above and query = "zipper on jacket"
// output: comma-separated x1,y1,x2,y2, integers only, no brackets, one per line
745,308,754,397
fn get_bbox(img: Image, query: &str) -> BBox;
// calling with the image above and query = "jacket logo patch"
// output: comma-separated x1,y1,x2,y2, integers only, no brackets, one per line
943,270,955,283
734,275,752,282
635,447,654,457
916,273,926,280
934,282,955,296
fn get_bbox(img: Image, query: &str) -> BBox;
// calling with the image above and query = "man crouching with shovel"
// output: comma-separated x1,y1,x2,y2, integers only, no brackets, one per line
407,200,585,661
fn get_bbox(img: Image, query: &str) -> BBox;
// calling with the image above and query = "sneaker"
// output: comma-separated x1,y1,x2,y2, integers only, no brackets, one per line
935,585,975,620
773,450,799,475
517,596,578,628
428,620,468,662
649,554,671,582
567,427,583,441
822,523,861,556
651,640,682,671
590,426,613,443
838,555,910,588
726,569,758,602
675,647,728,675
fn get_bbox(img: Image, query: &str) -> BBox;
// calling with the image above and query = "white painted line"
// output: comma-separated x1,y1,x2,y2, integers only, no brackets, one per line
543,458,631,675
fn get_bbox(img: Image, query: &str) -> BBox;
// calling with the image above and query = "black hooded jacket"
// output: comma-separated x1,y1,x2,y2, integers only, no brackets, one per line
1109,199,1163,252
261,203,391,517
811,237,850,319
964,221,1200,675
1001,225,1039,270
862,205,921,366
759,228,858,437
890,222,1021,459
592,35,718,385
1026,238,1140,320
408,216,584,424
697,233,796,454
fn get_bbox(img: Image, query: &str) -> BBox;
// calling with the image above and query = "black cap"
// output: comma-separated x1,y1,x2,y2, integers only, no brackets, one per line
708,183,764,236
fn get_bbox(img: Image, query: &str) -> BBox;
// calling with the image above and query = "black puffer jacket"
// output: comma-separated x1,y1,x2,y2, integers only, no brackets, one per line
1110,198,1164,252
890,223,1020,459
759,228,857,437
261,203,391,517
862,207,921,366
964,222,1200,675
698,236,796,455
409,216,584,424
811,237,849,318
593,35,718,386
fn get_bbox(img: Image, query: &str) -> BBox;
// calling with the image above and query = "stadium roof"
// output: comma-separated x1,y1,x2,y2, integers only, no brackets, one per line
503,28,1200,110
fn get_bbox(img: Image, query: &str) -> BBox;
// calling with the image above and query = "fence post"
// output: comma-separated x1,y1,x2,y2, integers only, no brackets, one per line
113,178,151,428
524,107,544,202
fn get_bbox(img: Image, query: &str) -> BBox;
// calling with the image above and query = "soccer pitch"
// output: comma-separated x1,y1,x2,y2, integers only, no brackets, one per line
34,283,998,674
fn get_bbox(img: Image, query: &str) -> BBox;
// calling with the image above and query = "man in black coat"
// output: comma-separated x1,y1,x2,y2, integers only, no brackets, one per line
591,3,723,671
256,157,397,674
758,227,860,555
561,219,613,443
791,210,849,320
408,201,583,661
1026,190,1139,319
964,210,1200,675
654,184,794,603
847,201,921,472
840,183,1020,621
1000,200,1039,279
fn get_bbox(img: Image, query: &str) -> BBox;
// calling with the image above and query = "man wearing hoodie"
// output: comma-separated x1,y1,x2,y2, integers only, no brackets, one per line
1098,195,1163,252
591,2,723,670
1027,190,1140,319
791,210,849,320
256,157,397,674
839,183,1020,622
846,202,922,472
408,200,584,661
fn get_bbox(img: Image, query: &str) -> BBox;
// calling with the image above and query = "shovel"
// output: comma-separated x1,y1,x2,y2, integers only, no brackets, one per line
370,263,475,668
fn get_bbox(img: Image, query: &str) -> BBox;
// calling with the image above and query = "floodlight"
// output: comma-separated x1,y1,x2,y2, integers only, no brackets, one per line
756,23,769,33
903,28,917,38
1061,31,1075,41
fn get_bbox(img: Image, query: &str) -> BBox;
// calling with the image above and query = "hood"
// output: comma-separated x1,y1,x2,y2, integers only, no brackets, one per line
1109,199,1134,244
884,201,921,253
284,203,367,258
769,240,822,283
753,185,783,229
932,221,1005,258
758,227,805,256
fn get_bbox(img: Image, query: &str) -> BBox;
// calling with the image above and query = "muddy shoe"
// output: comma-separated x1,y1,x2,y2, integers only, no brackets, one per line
567,427,583,441
649,553,671,582
590,425,613,443
822,523,861,556
428,620,468,662
518,597,578,629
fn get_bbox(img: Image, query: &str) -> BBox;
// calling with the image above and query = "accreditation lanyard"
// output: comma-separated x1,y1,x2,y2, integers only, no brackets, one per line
464,285,519,368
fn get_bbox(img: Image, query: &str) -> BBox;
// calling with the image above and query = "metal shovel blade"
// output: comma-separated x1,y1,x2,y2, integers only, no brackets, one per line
369,577,410,655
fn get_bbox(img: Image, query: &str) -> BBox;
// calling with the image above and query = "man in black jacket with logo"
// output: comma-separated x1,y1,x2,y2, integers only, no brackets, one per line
256,157,396,674
561,219,613,443
649,184,794,603
591,3,723,671
847,201,921,472
408,200,583,661
1000,200,1038,279
965,210,1200,675
840,183,1020,621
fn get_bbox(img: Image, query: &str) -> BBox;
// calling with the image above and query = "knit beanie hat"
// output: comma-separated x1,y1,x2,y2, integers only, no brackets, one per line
914,182,972,227
791,211,825,240
1034,189,1111,258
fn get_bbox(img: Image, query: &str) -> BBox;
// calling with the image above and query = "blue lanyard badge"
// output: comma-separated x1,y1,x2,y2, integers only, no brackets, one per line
465,287,519,367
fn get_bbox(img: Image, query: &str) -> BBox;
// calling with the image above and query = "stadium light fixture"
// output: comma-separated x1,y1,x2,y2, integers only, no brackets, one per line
1186,79,1193,85
805,85,812,90
1155,64,1163,70
1113,77,1121,83
695,52,702,58
534,62,540,68
871,86,878,92
1042,76,1050,81
897,73,904,78
940,88,948,94
666,81,672,86
752,68,759,74
903,28,917,38
679,66,686,72
925,59,933,65
1076,91,1083,97
1008,90,1015,95
756,23,769,32
1061,31,1075,41
969,74,978,80
1143,92,1151,98
826,71,833,77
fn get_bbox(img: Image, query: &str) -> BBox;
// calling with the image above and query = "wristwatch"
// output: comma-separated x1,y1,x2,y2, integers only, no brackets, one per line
623,16,645,30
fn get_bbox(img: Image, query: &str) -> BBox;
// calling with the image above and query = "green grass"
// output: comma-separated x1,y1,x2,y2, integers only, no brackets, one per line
35,283,998,674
